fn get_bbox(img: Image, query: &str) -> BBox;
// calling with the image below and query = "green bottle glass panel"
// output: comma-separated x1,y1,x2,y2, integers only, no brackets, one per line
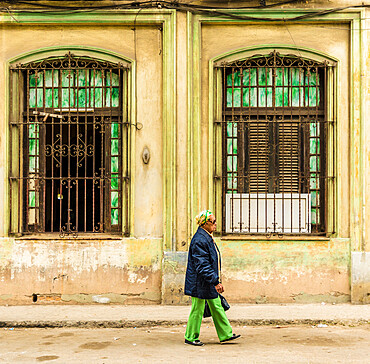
112,72,120,86
233,88,241,107
311,191,317,205
111,191,119,208
78,89,88,108
94,88,102,107
29,139,35,155
92,71,103,86
226,88,232,107
29,191,36,208
29,156,38,172
227,156,237,172
111,157,119,173
227,138,237,154
111,123,119,138
62,89,73,108
29,124,36,138
310,156,318,172
45,89,59,108
275,87,283,107
36,72,43,87
284,87,289,106
243,88,257,107
112,88,119,107
29,89,36,108
311,208,317,224
291,87,302,107
258,87,273,107
29,89,44,108
111,139,119,155
78,70,89,87
291,68,301,86
111,209,119,225
227,88,241,108
227,173,237,190
310,139,320,154
105,88,110,107
243,68,257,86
227,73,233,86
29,73,36,87
232,71,241,86
310,122,319,137
106,71,120,86
310,173,319,189
275,68,283,86
37,89,43,108
226,123,237,137
306,71,319,86
310,87,319,106
111,174,119,190
44,70,58,87
61,70,73,87
258,68,272,86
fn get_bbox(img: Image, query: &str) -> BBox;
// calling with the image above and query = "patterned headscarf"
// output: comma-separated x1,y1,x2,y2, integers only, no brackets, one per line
195,210,213,226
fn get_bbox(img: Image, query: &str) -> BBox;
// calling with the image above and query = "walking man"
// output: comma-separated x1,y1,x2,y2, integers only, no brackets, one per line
184,210,240,346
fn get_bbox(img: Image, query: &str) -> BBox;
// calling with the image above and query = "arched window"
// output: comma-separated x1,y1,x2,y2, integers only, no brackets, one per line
9,52,130,236
216,51,335,235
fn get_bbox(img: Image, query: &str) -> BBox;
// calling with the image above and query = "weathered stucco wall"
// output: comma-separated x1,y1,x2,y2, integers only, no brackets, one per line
0,21,164,304
0,238,162,304
163,239,350,304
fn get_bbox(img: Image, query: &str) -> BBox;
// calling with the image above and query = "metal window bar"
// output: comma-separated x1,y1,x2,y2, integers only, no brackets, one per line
217,51,335,236
9,52,130,237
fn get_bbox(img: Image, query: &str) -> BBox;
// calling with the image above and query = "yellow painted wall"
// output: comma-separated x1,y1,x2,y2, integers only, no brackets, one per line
0,4,369,304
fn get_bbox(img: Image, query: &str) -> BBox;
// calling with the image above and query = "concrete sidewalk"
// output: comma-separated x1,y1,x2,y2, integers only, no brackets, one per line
0,304,369,328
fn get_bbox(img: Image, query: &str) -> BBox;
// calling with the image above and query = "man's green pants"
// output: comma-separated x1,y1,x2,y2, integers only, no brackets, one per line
185,296,233,342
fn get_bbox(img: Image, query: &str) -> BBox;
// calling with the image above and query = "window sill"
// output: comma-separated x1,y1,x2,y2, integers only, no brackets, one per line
218,235,331,241
13,233,125,241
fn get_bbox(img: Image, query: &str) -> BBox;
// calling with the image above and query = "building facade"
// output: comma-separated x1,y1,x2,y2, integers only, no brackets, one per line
0,0,369,304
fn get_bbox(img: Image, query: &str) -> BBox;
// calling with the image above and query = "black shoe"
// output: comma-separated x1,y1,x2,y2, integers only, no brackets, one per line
185,339,204,346
220,334,241,343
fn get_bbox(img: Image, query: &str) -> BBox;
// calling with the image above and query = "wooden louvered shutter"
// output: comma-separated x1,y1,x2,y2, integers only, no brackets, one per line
277,121,300,193
247,121,269,193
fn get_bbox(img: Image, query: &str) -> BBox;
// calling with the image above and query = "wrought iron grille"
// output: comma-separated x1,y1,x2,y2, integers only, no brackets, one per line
215,51,335,236
9,53,130,237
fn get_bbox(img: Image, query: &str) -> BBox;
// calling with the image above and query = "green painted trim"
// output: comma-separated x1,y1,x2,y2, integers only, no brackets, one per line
189,9,365,244
190,8,365,23
3,67,10,235
187,14,203,237
128,65,136,236
8,45,134,66
211,44,339,65
349,12,364,251
161,10,177,250
187,12,193,244
0,9,175,24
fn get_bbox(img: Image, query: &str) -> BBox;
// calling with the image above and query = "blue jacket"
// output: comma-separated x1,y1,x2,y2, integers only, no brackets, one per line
184,227,221,299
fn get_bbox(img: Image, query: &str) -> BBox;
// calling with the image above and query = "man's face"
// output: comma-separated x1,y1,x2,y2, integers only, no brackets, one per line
203,214,217,234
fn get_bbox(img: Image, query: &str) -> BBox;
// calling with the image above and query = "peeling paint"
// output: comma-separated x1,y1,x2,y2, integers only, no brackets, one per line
0,238,162,304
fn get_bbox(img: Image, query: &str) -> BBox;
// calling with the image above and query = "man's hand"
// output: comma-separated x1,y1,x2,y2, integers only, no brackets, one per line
215,283,224,293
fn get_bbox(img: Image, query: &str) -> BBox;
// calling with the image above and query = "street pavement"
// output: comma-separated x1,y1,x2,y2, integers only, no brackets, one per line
1,325,369,363
0,303,369,328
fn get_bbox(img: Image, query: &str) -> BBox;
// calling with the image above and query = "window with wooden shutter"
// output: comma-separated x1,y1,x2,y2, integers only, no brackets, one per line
218,51,333,236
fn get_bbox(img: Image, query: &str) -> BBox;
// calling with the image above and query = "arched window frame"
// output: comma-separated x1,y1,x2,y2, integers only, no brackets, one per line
9,50,133,237
210,48,337,237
